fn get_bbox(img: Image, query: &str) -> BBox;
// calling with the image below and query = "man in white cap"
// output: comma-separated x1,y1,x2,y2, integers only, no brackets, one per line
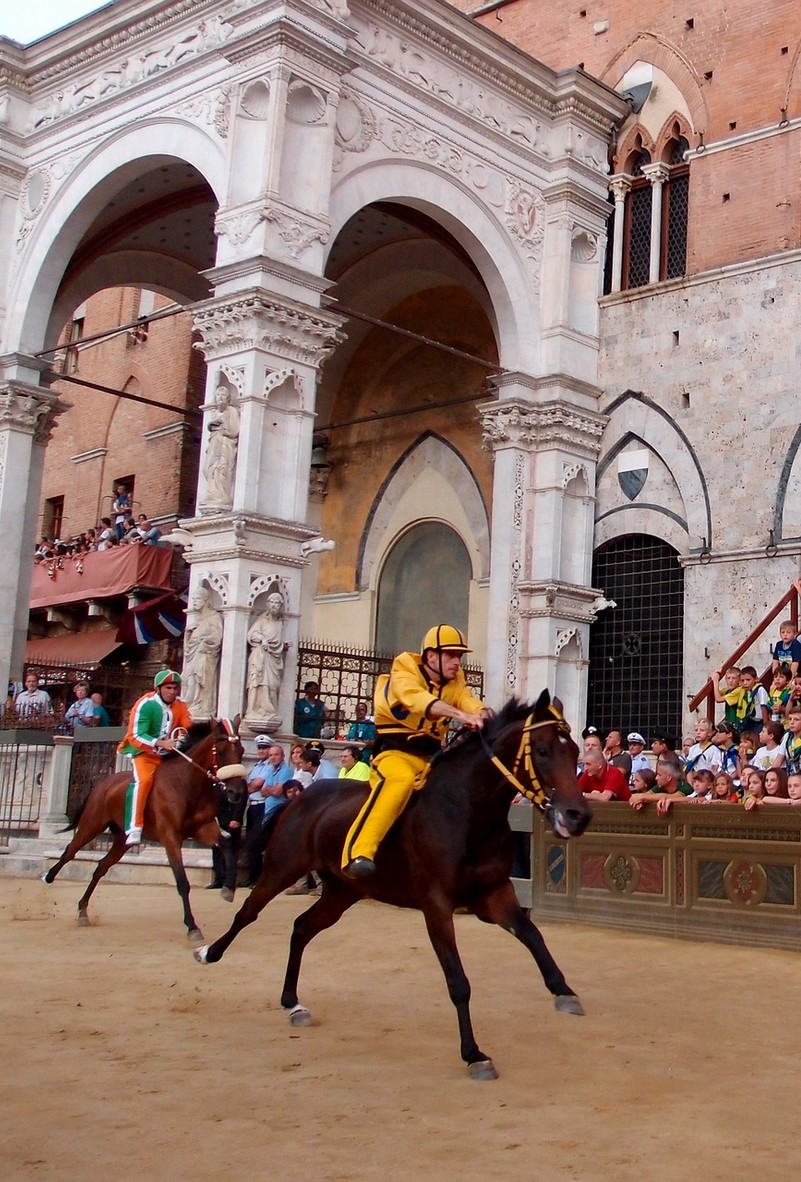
627,732,651,785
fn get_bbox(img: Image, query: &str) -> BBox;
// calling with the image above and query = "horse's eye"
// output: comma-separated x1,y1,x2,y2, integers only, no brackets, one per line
536,743,549,758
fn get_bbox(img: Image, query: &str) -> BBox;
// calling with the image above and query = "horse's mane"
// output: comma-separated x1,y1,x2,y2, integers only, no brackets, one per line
160,720,214,758
438,697,532,762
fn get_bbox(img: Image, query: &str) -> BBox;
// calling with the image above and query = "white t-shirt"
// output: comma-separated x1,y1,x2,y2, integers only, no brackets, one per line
752,737,787,770
685,742,721,774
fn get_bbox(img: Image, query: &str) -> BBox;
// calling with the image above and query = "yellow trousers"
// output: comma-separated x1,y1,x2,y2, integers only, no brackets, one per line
342,748,429,868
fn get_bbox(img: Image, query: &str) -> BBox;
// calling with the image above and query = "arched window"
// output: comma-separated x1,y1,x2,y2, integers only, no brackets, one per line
661,133,689,280
587,535,684,741
375,523,471,655
622,147,652,290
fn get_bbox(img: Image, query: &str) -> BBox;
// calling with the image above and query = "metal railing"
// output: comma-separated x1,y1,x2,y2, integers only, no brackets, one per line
689,583,800,719
0,731,52,847
296,640,484,738
66,728,126,824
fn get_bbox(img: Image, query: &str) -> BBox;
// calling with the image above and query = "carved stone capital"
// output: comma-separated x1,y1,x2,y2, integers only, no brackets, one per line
608,174,632,202
192,290,346,367
641,161,671,187
480,399,605,456
0,383,68,444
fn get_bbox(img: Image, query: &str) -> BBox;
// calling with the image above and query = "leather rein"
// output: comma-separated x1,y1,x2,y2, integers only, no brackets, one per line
478,704,572,811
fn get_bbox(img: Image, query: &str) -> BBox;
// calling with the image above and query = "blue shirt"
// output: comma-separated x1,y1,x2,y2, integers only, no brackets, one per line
773,638,801,666
247,758,292,805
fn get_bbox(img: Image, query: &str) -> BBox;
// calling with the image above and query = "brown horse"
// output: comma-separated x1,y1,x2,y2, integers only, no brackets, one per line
43,718,247,942
195,692,592,1079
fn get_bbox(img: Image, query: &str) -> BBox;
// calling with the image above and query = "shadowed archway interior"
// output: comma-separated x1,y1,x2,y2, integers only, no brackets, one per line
376,522,472,655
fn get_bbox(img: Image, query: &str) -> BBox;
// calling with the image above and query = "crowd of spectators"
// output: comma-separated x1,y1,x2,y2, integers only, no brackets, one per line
34,485,163,565
579,611,801,815
6,673,113,732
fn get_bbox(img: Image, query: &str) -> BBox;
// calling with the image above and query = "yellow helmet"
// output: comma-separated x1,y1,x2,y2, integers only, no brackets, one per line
420,625,471,655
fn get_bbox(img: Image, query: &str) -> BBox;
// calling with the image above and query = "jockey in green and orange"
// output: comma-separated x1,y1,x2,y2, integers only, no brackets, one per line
118,670,192,845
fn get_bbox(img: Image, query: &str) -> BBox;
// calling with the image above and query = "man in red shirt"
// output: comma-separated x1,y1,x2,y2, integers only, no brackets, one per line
578,749,631,802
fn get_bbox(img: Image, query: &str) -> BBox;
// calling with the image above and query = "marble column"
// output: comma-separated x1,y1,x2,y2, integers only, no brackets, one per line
608,176,632,294
0,355,68,693
642,162,670,284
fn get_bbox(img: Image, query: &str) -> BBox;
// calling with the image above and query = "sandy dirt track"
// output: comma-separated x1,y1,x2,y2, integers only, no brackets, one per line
1,875,798,1182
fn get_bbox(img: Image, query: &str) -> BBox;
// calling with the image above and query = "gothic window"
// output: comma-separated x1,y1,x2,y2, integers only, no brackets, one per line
661,135,689,281
587,535,684,742
375,522,471,655
622,148,652,290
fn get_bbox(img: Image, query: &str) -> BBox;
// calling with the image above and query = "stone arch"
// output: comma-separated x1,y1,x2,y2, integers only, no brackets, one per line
602,33,710,135
598,391,712,549
328,159,539,374
655,114,692,163
356,432,489,592
6,117,226,354
616,126,655,172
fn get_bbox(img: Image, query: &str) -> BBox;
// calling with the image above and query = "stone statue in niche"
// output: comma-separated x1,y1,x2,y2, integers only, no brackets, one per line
202,383,240,510
182,584,223,718
246,589,287,723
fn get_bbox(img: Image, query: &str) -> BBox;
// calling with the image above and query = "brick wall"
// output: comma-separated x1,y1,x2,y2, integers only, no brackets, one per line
39,286,204,545
452,0,801,270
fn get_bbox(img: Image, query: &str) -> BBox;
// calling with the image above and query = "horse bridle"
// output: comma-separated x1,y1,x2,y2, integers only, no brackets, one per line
478,705,572,811
170,719,247,785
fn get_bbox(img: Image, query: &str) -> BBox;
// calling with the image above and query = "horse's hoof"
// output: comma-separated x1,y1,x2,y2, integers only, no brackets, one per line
41,871,52,885
220,887,234,903
187,928,204,946
468,1059,499,1082
76,914,90,927
193,945,209,964
287,1005,313,1027
555,994,585,1016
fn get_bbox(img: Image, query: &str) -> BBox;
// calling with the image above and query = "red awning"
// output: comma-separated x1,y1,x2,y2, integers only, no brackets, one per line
25,630,122,667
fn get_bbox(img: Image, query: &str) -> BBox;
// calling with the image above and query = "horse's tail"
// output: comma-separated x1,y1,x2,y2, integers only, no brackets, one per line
61,797,86,833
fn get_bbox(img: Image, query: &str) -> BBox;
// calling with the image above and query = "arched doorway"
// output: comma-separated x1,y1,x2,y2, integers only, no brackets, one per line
587,535,684,742
376,523,471,654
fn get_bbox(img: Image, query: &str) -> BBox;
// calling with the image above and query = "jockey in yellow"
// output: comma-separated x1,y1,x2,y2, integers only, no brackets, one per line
118,670,192,845
342,625,492,878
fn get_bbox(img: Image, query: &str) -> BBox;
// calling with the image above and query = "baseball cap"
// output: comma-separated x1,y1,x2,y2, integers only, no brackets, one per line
255,733,274,747
627,732,645,745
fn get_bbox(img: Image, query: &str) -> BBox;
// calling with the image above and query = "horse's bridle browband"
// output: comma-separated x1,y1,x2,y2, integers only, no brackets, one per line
478,705,571,811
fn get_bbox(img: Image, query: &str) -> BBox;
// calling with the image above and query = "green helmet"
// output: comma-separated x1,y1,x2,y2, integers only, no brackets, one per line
420,625,471,655
154,669,181,689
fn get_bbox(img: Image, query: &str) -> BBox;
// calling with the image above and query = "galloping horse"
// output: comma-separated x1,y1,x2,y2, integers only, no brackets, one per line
44,718,247,942
195,692,592,1079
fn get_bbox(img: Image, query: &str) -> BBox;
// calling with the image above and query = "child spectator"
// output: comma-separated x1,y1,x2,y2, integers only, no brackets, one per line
768,665,792,725
711,772,738,802
684,718,721,788
739,666,770,733
738,729,759,768
752,721,786,770
688,767,714,800
712,721,741,781
777,704,801,774
741,768,766,811
763,767,789,801
711,666,748,726
787,771,801,806
771,616,801,677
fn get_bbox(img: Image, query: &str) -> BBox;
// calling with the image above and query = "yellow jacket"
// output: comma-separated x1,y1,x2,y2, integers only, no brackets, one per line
373,651,484,752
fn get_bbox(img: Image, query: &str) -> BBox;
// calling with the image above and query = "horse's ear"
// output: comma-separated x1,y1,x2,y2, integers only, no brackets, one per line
551,695,564,715
533,688,552,719
232,713,241,734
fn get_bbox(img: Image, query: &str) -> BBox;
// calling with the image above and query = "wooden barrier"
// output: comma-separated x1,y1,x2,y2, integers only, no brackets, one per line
510,802,801,952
